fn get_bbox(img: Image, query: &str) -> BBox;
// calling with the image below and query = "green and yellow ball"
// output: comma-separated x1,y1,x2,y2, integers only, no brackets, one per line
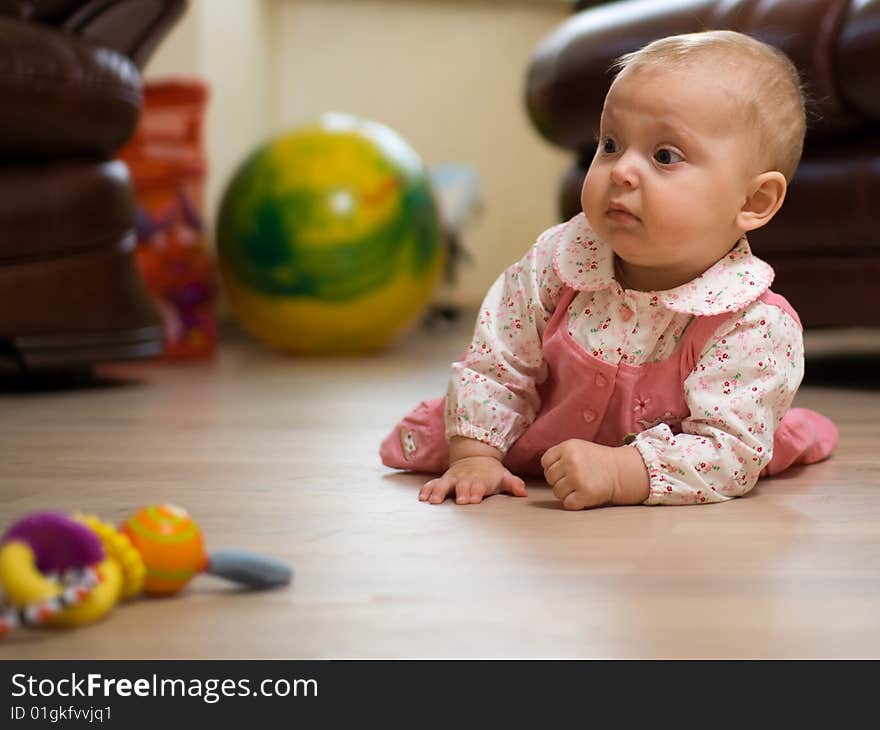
216,113,446,354
120,504,207,596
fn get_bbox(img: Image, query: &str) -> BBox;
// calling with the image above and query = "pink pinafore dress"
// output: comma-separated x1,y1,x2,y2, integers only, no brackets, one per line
380,286,837,479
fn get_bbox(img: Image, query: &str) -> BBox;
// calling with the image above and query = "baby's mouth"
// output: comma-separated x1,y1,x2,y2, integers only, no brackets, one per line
606,202,640,223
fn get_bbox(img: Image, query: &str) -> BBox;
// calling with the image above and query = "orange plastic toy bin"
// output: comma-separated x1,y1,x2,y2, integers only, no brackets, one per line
119,78,217,359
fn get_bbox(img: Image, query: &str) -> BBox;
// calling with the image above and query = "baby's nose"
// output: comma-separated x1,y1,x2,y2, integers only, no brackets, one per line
610,153,639,188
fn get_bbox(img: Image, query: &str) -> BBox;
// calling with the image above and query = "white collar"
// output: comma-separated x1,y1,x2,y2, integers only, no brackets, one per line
552,213,775,316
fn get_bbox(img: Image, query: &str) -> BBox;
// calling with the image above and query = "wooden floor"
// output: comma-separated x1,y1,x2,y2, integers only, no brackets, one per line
2,317,880,659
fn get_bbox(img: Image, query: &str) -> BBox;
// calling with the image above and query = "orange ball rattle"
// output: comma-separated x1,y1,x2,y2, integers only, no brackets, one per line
119,504,208,595
120,503,291,596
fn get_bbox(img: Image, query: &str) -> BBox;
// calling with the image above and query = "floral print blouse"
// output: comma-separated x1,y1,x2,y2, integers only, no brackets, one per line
445,213,805,505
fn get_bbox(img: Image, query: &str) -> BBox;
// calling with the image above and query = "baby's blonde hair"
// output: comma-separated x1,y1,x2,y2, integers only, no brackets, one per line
611,30,806,183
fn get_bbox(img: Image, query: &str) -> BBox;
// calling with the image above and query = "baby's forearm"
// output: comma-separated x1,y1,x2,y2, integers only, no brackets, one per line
448,436,504,464
612,446,651,505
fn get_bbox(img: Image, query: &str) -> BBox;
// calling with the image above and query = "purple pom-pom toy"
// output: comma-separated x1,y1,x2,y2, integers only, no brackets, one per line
1,512,104,573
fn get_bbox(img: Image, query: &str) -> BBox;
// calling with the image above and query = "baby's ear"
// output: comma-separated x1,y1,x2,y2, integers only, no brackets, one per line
737,171,787,232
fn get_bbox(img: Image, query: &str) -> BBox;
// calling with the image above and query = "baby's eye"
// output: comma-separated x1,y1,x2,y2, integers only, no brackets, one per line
654,147,683,165
601,137,617,154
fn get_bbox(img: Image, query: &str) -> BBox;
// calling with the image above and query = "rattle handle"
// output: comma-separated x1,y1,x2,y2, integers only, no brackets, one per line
205,551,292,589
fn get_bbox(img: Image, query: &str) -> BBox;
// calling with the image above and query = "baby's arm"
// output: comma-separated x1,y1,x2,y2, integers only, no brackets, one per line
633,302,805,505
421,220,571,505
419,436,527,505
444,222,567,453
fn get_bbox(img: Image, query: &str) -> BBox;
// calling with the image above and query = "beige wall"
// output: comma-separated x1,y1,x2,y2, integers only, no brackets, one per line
144,0,572,308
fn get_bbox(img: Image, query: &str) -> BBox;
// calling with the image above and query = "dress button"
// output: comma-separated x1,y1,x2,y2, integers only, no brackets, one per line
582,409,596,423
595,373,608,388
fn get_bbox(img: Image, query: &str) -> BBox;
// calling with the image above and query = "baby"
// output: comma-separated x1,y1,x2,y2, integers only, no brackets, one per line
380,30,838,509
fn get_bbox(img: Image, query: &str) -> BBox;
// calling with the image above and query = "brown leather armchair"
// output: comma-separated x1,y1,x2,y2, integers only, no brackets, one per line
525,0,879,329
0,0,186,373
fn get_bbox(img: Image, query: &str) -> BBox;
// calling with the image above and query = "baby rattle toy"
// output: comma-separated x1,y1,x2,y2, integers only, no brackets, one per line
0,504,292,635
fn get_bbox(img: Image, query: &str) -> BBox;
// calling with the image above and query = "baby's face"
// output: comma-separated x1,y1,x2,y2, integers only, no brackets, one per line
582,63,759,288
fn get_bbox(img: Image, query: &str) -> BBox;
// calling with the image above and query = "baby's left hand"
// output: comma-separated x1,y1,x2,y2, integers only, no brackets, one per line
541,439,650,510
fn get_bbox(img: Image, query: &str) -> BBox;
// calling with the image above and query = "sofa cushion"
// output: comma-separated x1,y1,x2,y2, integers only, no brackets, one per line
836,0,880,120
0,17,140,161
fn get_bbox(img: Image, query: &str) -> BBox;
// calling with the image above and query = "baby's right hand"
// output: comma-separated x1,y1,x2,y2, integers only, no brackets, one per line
419,456,527,505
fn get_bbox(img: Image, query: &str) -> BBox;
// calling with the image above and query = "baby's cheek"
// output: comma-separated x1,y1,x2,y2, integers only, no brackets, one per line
649,197,699,240
581,168,604,226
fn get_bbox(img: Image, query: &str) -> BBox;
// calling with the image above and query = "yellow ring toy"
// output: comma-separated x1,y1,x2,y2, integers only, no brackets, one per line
46,557,122,628
0,541,63,605
0,540,102,634
0,512,118,631
74,514,146,600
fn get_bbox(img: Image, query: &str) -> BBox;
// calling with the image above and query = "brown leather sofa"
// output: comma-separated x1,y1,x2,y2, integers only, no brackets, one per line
525,0,879,329
0,0,186,373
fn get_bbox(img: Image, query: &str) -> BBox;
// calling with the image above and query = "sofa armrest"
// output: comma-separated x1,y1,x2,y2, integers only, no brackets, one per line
0,0,186,69
61,0,187,70
0,16,141,160
525,0,878,151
